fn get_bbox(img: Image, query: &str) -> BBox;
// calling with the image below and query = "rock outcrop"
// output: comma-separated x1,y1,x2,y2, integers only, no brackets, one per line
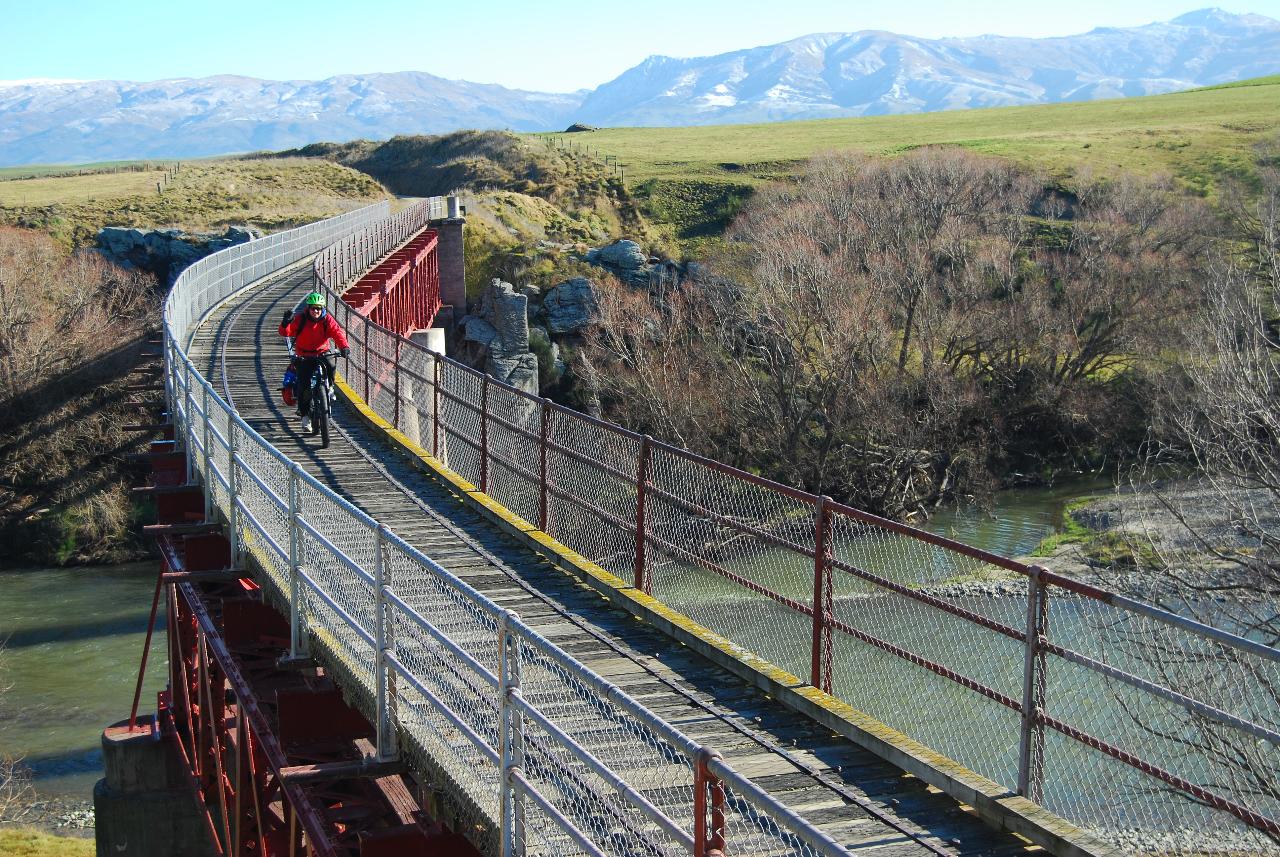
585,239,649,287
97,225,260,285
540,276,599,335
459,279,539,395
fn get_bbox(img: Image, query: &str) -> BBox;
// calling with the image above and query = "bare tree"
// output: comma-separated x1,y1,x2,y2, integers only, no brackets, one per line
587,148,1202,517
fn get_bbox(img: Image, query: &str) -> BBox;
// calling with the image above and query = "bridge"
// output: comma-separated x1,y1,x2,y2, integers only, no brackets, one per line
112,199,1279,857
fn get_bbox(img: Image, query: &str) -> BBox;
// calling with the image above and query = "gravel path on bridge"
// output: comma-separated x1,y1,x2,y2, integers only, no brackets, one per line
188,261,1038,857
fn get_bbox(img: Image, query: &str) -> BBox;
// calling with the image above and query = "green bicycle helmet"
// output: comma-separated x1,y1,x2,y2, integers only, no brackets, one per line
304,292,326,307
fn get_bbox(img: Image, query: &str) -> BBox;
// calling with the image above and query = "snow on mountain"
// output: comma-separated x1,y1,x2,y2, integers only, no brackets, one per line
0,8,1277,165
573,9,1280,126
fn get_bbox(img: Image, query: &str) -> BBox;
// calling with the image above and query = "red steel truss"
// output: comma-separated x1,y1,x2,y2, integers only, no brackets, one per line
130,452,481,857
342,228,440,337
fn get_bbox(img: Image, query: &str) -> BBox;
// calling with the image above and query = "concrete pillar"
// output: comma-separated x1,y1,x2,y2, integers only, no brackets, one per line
94,717,216,857
436,195,466,326
403,329,448,464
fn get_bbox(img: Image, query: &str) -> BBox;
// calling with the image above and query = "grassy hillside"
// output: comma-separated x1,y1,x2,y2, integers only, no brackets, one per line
0,168,171,207
0,158,386,248
542,77,1280,240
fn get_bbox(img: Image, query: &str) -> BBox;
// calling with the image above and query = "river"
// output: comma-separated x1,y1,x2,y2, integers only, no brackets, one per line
0,562,167,806
0,485,1081,808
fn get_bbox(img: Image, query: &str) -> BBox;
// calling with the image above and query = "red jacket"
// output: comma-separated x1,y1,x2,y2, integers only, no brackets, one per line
279,310,349,357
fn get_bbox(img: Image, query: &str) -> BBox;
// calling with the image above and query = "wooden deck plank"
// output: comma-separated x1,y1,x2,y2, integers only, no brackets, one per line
184,262,1038,857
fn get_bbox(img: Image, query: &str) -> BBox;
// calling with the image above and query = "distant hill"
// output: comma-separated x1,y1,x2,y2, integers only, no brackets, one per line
1,8,1277,165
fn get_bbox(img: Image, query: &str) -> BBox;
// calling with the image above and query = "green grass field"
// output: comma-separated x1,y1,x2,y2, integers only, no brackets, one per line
0,160,160,181
543,76,1280,192
0,828,93,857
0,158,387,247
0,169,170,206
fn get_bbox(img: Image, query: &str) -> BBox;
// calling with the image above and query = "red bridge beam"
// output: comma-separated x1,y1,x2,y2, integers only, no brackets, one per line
124,447,481,857
343,229,440,338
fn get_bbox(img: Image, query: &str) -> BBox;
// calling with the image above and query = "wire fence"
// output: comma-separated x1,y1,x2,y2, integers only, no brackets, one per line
318,209,1280,856
164,201,856,857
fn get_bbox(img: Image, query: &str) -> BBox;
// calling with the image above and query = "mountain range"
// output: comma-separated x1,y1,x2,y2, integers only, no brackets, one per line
1,8,1277,166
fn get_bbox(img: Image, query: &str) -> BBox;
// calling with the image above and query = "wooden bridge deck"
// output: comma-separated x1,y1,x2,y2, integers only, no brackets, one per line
188,262,1037,856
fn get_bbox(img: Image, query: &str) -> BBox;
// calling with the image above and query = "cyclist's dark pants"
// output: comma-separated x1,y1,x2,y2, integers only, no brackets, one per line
293,355,331,418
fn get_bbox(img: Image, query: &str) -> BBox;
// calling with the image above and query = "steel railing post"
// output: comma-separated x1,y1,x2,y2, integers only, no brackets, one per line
694,747,726,857
480,374,490,493
287,463,307,659
373,524,398,762
432,355,442,459
499,612,526,857
810,496,834,693
634,435,652,593
227,419,241,563
1017,565,1049,802
201,384,213,522
538,402,550,531
393,337,402,430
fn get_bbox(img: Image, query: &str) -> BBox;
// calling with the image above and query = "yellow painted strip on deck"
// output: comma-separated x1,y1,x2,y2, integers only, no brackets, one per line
332,368,1113,857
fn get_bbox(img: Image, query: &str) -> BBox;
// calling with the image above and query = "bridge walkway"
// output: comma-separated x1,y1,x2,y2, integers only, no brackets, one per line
188,260,1036,856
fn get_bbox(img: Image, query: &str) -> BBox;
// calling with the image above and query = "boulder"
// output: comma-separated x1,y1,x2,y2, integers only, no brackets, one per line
481,280,529,356
586,240,647,271
461,316,498,349
96,224,258,285
486,351,539,396
458,279,540,396
541,276,599,335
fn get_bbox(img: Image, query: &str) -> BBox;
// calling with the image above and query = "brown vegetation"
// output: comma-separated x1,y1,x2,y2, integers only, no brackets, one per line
0,227,156,566
586,148,1207,517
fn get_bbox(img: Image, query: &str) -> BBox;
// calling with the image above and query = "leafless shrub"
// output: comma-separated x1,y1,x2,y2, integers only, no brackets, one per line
587,148,1202,517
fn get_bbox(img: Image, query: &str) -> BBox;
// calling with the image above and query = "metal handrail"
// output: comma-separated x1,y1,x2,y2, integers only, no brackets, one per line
164,202,853,856
317,206,1280,848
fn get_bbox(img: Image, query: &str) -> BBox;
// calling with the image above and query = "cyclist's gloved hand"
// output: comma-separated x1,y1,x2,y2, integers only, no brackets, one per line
281,309,292,326
340,347,351,359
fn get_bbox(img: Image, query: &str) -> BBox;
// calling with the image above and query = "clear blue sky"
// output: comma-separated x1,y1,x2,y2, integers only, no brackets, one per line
4,1,1278,92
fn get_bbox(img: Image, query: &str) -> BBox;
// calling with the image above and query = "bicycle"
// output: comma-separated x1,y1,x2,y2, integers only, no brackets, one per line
284,348,342,449
306,352,338,448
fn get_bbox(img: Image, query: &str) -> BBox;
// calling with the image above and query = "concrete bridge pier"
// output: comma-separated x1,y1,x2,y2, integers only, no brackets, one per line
402,330,448,465
94,716,215,857
436,195,465,329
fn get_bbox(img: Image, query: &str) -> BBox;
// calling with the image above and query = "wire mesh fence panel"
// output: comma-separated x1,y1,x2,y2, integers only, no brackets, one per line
514,634,695,857
826,513,1028,785
439,362,485,486
232,449,288,569
1036,589,1280,854
646,447,818,681
544,411,641,582
713,778,842,857
366,324,398,423
206,401,233,515
386,618,502,828
396,343,436,453
295,494,379,685
343,309,369,399
485,385,542,527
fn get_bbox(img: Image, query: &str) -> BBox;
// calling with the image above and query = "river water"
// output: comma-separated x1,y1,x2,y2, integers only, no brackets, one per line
0,491,1090,808
0,486,1081,806
9,481,1265,847
0,563,167,803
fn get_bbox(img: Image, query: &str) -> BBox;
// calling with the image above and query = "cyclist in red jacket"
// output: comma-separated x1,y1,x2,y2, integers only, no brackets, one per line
279,292,350,433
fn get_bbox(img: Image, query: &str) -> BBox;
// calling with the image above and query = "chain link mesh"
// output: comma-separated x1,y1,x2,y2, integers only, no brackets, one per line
169,203,1280,856
484,385,542,527
545,411,642,581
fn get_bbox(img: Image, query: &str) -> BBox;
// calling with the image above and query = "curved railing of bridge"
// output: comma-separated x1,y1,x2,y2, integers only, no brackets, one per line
163,201,855,857
311,204,1280,855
